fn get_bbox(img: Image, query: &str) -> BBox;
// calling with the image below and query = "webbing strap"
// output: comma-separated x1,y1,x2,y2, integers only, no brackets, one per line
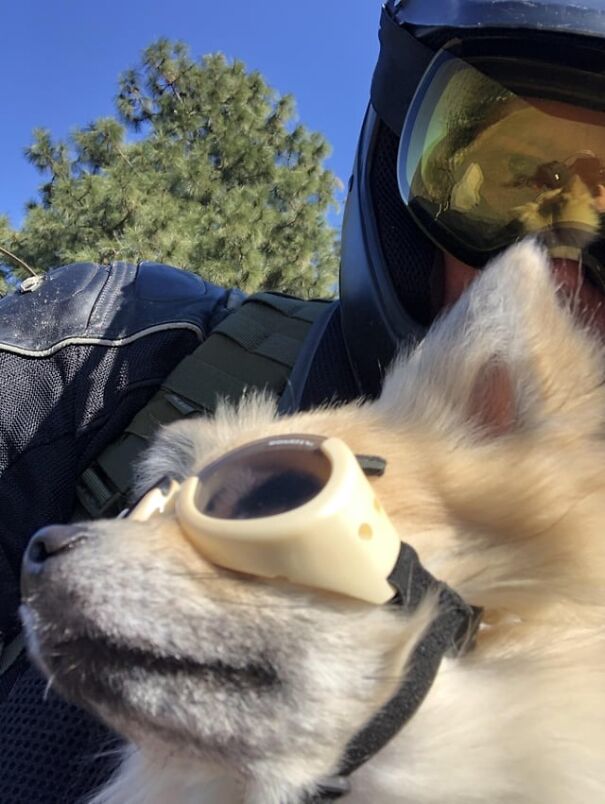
0,632,26,677
73,292,330,520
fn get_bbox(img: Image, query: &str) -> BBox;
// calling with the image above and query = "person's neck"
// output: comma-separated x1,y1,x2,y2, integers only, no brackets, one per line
440,250,605,335
434,253,478,315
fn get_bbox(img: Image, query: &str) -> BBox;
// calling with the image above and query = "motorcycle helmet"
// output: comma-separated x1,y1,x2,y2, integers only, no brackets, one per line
340,0,605,393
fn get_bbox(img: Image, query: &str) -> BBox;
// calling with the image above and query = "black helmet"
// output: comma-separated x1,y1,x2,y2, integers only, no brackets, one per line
340,0,605,395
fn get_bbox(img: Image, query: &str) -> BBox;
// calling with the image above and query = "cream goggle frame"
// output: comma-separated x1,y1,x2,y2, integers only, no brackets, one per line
128,434,402,604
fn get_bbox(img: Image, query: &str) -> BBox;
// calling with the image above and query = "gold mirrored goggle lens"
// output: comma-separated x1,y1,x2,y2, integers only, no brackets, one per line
399,51,605,264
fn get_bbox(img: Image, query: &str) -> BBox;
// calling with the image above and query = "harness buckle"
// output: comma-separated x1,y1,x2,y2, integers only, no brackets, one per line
75,465,127,519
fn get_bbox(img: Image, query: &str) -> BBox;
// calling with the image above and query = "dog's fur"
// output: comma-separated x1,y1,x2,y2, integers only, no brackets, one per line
21,241,605,803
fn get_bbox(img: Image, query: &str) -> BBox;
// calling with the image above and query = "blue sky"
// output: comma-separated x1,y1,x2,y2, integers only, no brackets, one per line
1,0,382,229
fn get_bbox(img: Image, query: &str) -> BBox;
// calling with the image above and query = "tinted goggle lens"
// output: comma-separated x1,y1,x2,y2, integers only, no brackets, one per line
398,51,605,266
194,435,332,520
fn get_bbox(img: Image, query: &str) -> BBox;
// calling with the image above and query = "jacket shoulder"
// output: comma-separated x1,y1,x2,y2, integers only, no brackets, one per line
0,261,243,355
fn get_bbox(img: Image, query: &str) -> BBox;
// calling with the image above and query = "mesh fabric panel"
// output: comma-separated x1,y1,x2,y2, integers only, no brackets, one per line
0,663,121,804
369,122,436,327
0,330,198,637
298,305,361,410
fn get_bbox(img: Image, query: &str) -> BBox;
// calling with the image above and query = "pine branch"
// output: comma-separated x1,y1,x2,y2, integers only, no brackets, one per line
0,245,38,277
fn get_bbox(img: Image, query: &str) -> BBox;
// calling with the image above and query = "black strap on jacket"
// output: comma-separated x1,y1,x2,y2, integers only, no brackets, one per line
72,292,331,521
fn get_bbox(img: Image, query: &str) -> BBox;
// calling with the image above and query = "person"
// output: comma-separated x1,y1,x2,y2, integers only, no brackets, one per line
1,0,605,800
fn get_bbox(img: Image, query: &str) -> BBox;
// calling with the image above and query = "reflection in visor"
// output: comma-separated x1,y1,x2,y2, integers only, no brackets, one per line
194,436,332,520
398,51,605,266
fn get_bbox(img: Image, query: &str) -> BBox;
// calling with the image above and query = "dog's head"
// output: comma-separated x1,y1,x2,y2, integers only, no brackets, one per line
21,241,605,801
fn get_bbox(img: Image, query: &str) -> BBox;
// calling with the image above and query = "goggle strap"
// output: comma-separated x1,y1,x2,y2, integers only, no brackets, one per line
371,7,435,136
389,543,483,655
306,544,482,802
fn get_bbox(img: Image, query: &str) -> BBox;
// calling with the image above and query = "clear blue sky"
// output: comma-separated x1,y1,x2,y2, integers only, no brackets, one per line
1,0,383,229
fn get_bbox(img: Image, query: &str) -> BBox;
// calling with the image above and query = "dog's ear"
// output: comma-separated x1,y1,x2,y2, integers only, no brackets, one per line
379,239,605,439
466,359,516,436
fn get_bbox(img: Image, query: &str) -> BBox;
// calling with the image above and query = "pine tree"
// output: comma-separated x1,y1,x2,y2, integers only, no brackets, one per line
10,41,340,296
0,215,27,296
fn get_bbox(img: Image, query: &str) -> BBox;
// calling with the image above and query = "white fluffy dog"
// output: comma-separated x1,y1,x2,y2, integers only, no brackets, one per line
21,241,605,803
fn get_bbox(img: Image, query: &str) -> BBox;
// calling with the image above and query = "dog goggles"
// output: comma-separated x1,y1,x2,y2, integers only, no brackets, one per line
127,426,483,712
398,49,605,272
128,432,482,663
128,434,404,604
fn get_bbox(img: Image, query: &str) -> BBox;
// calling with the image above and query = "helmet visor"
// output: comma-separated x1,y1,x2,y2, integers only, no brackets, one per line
398,50,605,267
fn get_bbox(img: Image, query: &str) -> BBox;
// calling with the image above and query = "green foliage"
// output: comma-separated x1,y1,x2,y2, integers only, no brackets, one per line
11,41,340,296
0,215,27,295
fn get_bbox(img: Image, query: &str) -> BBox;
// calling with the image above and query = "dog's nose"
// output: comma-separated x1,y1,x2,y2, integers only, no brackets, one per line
23,524,88,574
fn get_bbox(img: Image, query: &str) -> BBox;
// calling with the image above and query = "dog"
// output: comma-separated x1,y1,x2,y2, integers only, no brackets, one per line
20,240,605,803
